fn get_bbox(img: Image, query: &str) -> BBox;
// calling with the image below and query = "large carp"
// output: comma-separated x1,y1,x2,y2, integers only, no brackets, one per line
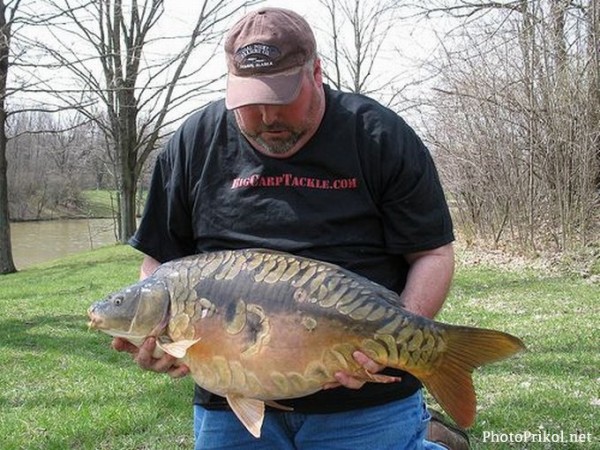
88,248,525,437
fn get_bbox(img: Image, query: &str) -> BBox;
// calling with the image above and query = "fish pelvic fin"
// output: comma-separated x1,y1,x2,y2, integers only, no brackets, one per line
421,326,525,429
226,394,265,438
156,337,201,359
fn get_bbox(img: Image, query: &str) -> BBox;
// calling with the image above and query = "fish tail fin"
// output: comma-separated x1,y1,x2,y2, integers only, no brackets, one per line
420,326,525,428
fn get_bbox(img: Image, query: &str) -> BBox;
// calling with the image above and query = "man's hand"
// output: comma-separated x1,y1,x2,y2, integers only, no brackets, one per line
112,337,190,379
322,351,401,390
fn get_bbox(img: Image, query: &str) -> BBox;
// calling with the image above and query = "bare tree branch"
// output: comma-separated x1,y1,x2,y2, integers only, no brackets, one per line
35,0,260,241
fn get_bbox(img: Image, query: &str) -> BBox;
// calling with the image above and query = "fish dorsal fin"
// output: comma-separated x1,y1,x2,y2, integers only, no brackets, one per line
226,394,265,438
156,338,201,359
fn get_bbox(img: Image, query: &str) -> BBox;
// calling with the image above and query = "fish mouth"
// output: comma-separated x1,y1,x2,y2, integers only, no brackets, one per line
87,312,104,330
86,311,136,340
87,304,106,330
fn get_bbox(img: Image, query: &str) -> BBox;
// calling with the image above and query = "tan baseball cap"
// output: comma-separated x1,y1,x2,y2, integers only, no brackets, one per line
224,8,316,109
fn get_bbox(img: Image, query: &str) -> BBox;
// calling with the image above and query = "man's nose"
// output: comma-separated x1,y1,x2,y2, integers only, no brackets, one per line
258,105,280,125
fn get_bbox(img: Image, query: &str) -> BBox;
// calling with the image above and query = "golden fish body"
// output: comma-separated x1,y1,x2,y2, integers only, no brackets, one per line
88,248,525,437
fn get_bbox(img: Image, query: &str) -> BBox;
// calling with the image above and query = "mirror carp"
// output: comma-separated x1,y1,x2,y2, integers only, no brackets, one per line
88,248,525,438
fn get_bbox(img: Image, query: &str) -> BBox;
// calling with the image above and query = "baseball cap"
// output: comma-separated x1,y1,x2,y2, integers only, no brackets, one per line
224,8,316,109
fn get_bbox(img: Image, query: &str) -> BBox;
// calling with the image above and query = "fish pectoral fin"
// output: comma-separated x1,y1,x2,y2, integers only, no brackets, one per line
226,395,265,438
156,338,201,359
264,400,294,412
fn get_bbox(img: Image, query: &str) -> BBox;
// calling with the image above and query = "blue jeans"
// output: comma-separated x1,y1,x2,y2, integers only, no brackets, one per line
193,390,446,449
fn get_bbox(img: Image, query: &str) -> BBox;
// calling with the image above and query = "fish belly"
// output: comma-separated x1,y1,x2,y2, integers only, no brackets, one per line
182,312,375,400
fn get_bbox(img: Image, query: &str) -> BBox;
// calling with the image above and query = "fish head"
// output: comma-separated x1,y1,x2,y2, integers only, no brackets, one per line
88,278,171,342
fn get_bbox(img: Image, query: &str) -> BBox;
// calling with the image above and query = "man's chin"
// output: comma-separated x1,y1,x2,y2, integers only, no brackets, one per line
256,138,297,155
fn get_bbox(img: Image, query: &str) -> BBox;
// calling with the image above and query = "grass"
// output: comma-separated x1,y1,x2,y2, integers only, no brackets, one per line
80,190,148,218
80,190,119,218
1,246,598,449
0,246,195,450
436,261,599,449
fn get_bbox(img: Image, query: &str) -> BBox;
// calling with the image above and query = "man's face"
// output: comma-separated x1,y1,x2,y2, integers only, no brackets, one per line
233,61,324,158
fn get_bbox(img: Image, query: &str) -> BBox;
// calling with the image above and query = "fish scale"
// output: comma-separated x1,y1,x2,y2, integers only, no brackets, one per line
88,248,525,438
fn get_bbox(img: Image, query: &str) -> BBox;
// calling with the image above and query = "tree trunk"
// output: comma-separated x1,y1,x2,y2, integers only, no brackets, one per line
118,125,138,242
116,67,139,242
0,0,16,274
590,0,600,189
0,112,16,274
119,175,137,242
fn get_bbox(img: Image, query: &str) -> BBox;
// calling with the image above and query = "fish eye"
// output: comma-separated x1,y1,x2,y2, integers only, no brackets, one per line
113,295,124,306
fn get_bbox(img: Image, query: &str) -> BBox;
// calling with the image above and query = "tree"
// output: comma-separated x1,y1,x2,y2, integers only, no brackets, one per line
7,111,109,221
419,0,599,252
38,0,259,242
0,0,21,274
316,0,408,106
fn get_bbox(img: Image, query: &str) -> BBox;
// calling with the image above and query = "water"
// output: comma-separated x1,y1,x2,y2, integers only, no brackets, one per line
10,218,119,269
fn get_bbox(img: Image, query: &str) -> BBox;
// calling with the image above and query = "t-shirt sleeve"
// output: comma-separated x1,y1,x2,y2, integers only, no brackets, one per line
379,120,454,253
129,133,196,262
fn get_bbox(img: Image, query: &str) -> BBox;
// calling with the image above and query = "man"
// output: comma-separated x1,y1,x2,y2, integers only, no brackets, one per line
114,7,468,450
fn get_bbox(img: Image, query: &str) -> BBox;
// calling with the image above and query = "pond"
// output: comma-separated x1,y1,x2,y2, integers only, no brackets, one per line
10,218,119,269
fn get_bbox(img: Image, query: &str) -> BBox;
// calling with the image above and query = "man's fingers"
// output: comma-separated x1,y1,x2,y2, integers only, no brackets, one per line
112,337,137,354
136,337,172,371
132,337,190,376
137,353,171,372
134,337,157,368
323,351,399,391
167,364,190,379
353,351,385,373
334,371,367,389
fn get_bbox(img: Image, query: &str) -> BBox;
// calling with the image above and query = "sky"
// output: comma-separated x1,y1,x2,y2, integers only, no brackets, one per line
159,0,445,78
13,0,450,130
155,0,446,112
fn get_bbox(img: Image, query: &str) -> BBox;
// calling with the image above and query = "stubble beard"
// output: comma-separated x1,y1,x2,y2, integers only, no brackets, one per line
239,88,322,156
253,127,305,155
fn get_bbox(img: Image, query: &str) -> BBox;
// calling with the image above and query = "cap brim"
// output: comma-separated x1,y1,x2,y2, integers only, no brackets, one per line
225,69,304,110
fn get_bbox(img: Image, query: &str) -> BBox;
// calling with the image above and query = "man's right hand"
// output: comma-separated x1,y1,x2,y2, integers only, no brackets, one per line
112,337,190,378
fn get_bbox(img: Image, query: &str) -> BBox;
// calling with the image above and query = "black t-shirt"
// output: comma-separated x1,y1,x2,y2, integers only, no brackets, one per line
130,85,454,413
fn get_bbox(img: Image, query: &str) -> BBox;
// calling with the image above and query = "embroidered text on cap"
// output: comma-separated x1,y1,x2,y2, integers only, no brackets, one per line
234,44,281,70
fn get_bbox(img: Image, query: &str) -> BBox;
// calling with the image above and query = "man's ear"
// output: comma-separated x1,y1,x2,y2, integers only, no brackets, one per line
313,58,324,86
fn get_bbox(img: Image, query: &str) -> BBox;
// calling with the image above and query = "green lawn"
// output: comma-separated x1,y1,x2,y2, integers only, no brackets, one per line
436,261,599,448
81,190,148,218
0,246,598,449
80,190,119,218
